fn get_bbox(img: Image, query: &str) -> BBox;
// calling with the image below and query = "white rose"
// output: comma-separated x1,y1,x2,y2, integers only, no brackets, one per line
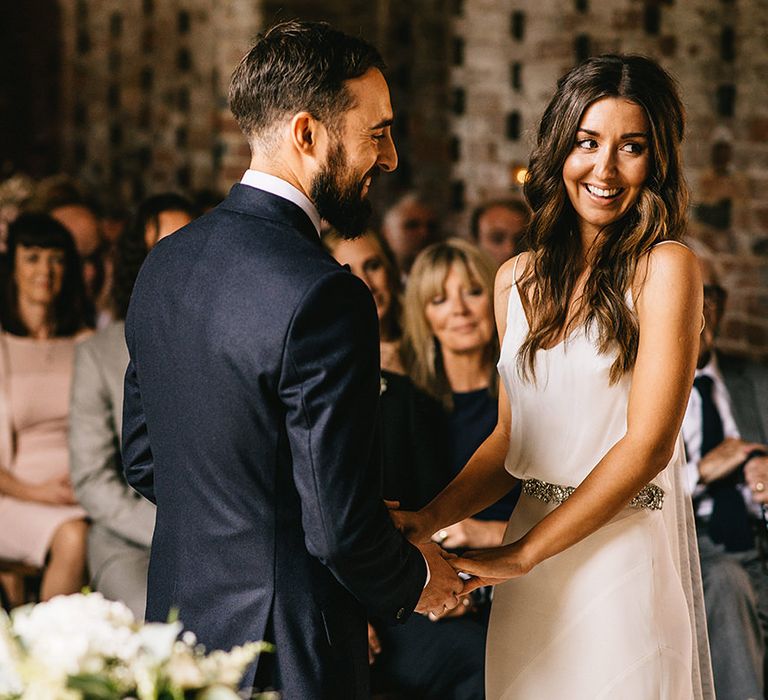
137,622,182,663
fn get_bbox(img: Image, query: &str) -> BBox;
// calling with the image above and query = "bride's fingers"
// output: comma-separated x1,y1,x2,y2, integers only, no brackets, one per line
461,577,498,595
450,556,492,577
384,499,400,510
449,556,480,571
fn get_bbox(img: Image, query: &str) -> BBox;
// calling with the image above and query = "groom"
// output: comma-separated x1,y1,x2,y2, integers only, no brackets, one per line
122,20,463,699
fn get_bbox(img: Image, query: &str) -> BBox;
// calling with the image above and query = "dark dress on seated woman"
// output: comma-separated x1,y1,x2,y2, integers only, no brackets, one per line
449,388,520,522
371,376,518,700
377,370,451,511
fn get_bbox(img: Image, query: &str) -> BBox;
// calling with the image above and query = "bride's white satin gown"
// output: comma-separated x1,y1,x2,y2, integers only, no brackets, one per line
487,273,696,699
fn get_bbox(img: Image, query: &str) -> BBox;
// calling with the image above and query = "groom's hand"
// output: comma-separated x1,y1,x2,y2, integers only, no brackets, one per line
414,543,464,617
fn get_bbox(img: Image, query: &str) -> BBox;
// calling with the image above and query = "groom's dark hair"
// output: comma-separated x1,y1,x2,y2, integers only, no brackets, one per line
229,20,386,148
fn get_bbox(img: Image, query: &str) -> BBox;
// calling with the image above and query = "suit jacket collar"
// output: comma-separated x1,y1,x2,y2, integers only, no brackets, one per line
219,184,321,247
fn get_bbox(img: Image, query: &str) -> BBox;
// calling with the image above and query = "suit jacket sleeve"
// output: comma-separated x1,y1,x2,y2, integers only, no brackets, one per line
121,318,156,504
70,340,156,546
279,271,426,622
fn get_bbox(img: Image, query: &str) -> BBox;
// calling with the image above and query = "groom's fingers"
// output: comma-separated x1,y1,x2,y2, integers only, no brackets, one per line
442,592,461,612
384,499,400,510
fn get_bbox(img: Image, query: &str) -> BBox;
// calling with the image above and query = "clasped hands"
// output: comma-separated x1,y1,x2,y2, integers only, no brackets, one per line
386,501,531,618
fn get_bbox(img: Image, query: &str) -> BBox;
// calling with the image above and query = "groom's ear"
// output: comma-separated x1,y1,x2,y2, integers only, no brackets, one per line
290,112,327,158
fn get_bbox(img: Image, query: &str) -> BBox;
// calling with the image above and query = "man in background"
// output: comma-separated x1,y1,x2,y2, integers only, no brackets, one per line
381,192,440,277
683,248,768,700
470,198,529,268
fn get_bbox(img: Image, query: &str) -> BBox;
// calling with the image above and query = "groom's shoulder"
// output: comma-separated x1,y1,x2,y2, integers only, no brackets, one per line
146,197,329,270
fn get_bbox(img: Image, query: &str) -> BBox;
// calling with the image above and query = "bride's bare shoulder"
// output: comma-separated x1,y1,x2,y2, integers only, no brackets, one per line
495,252,531,295
494,253,530,331
633,241,699,297
632,241,701,320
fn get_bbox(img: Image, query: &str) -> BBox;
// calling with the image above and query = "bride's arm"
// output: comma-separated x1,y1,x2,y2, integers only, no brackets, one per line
454,243,702,583
392,257,521,541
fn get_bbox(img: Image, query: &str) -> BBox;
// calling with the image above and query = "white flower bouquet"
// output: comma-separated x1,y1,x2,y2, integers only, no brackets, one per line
0,592,273,700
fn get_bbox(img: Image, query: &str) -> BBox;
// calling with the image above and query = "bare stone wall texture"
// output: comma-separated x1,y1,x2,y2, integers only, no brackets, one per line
58,0,768,358
59,0,262,204
451,0,768,359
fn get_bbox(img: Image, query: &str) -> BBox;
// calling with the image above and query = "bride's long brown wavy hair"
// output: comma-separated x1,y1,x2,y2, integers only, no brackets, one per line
518,54,688,383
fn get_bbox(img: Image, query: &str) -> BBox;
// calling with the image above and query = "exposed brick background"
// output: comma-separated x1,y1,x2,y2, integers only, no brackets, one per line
449,0,768,360
53,0,768,358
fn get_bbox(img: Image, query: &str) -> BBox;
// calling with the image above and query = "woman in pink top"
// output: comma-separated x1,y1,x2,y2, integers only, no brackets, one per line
0,213,90,602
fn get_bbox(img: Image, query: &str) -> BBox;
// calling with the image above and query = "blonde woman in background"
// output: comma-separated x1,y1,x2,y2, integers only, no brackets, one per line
402,238,519,551
327,232,491,699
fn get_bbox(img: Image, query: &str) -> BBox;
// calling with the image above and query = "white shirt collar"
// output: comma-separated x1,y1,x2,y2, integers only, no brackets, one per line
240,169,321,236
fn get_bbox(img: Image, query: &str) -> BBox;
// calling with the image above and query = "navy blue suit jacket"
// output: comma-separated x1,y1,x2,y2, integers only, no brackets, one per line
122,184,426,699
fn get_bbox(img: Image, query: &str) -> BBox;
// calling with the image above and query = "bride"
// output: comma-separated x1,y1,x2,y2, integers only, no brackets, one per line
392,54,713,699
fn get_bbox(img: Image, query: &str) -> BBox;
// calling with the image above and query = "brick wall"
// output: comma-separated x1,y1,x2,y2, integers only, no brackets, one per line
450,0,768,359
59,0,262,203
57,0,768,357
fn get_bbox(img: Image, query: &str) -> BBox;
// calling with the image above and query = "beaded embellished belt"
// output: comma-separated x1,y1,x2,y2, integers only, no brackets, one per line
522,478,664,511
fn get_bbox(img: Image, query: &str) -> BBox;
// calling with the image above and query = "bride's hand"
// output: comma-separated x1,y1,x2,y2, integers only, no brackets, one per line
450,541,534,593
386,501,435,544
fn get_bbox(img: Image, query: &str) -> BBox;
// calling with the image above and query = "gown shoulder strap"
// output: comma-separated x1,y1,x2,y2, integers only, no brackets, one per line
652,239,690,252
511,253,523,286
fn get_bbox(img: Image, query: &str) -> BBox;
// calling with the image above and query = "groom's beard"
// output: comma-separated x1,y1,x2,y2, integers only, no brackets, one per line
311,140,373,239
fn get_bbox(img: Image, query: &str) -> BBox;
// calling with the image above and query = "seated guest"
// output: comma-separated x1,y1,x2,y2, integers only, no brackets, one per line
326,231,485,699
0,213,90,603
682,249,768,700
366,239,521,699
403,238,519,548
381,192,441,278
49,199,108,328
322,228,405,374
469,198,530,268
69,194,195,619
324,228,451,505
30,177,106,324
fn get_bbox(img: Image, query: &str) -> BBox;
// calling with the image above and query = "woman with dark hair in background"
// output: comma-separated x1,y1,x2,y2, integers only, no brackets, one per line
322,228,405,374
393,55,712,698
323,229,447,505
0,213,90,603
69,193,195,618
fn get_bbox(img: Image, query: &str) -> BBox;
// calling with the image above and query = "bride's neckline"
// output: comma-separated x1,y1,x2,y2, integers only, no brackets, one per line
511,283,588,352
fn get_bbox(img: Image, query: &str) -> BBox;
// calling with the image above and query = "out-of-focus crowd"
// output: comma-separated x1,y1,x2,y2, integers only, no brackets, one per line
0,173,201,613
3,170,768,700
0,172,530,698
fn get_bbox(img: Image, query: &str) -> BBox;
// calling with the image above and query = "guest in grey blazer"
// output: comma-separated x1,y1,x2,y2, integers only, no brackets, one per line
69,194,195,618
